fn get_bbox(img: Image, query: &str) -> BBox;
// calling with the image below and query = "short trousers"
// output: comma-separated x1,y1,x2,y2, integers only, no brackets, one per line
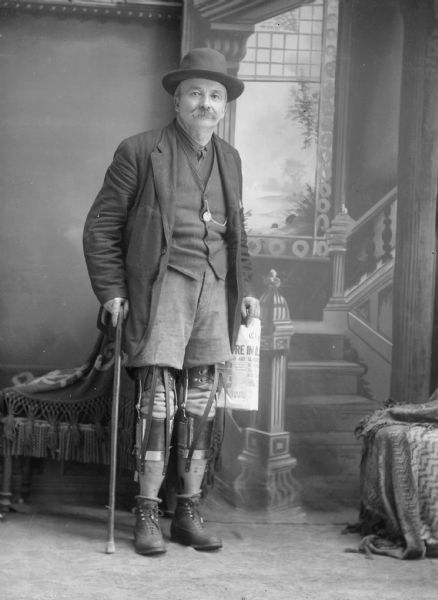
136,265,233,370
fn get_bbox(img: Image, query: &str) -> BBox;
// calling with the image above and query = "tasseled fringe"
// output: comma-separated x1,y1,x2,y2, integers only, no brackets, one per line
47,421,58,455
1,418,135,471
2,413,17,441
0,388,136,470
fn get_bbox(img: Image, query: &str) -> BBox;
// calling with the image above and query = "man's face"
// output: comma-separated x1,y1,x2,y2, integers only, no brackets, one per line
174,78,227,131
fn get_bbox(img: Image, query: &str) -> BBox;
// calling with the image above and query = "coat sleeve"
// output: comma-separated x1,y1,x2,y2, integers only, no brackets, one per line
239,206,254,298
235,150,254,298
83,138,139,305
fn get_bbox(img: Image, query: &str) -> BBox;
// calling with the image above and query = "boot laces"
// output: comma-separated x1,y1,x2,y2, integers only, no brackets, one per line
137,504,161,533
181,499,204,529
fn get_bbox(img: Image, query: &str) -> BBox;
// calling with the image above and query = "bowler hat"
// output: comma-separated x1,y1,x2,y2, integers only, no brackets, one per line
162,47,244,102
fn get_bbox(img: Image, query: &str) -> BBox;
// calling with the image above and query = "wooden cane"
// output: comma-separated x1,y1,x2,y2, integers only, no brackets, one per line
105,310,124,554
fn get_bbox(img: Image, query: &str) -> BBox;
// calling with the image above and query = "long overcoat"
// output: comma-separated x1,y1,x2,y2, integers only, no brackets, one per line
83,121,253,367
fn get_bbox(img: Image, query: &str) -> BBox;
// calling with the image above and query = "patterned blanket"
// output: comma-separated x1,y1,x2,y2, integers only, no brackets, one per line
352,394,438,559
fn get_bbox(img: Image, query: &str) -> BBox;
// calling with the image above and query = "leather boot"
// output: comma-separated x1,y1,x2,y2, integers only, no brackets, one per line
133,496,166,555
170,494,222,551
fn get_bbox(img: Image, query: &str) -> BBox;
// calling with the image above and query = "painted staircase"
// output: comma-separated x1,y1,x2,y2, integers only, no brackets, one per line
285,330,377,510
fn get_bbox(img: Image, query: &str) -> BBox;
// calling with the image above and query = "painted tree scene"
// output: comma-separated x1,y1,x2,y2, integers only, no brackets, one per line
235,80,319,237
235,4,323,239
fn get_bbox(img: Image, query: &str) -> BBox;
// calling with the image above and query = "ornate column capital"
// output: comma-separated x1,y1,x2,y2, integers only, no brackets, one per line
202,30,252,74
182,0,253,69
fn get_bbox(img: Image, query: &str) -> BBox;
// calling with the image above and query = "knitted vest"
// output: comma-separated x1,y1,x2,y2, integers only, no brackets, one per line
168,146,228,280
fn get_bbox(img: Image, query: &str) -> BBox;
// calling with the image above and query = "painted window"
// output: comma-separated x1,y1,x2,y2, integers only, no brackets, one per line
235,0,338,260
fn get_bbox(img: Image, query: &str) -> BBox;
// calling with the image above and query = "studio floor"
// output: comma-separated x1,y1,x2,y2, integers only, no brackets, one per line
0,492,437,600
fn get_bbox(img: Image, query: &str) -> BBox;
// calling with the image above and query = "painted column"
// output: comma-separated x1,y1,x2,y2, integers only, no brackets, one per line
233,270,301,510
391,0,438,404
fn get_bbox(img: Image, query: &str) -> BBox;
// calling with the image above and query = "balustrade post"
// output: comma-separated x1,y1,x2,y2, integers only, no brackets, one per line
233,270,300,510
325,209,355,305
381,204,393,264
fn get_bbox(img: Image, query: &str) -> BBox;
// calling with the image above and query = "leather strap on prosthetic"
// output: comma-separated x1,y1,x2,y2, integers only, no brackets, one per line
135,366,176,476
177,365,220,472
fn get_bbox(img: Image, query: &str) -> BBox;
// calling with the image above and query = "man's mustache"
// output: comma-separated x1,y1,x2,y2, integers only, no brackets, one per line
193,108,217,118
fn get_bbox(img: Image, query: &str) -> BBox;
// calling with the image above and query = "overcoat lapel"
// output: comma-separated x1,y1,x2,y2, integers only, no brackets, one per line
150,125,179,242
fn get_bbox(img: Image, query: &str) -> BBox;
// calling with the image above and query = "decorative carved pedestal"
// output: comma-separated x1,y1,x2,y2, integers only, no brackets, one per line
234,428,299,510
233,270,300,510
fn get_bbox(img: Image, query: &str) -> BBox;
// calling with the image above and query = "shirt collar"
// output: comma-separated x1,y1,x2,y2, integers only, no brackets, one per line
175,119,212,161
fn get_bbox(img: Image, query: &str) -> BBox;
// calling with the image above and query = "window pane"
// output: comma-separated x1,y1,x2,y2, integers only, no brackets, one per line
300,21,313,34
313,5,324,20
286,65,298,78
257,48,270,62
239,63,255,77
311,35,322,51
285,35,298,50
272,33,284,48
271,64,284,77
311,65,321,79
256,63,270,77
257,33,271,47
286,51,298,66
245,47,256,62
312,21,323,35
299,36,312,51
300,6,313,19
272,49,284,63
311,51,322,65
298,51,311,65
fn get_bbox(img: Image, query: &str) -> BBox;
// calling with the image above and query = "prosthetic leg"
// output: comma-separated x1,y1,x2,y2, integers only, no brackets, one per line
170,365,222,551
134,366,176,555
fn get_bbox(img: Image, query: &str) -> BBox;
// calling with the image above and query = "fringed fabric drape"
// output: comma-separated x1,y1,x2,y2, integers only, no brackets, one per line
0,334,135,470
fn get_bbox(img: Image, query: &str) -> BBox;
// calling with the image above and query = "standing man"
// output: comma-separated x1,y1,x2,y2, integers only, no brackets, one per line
83,48,259,555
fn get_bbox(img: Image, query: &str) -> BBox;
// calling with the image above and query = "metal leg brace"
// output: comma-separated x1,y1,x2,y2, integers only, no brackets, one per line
135,366,176,476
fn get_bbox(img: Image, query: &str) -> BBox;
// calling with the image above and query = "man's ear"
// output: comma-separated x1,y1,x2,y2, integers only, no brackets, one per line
174,95,180,113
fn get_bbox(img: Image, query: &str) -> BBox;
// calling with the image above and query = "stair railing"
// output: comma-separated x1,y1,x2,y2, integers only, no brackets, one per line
325,187,397,305
344,187,397,294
